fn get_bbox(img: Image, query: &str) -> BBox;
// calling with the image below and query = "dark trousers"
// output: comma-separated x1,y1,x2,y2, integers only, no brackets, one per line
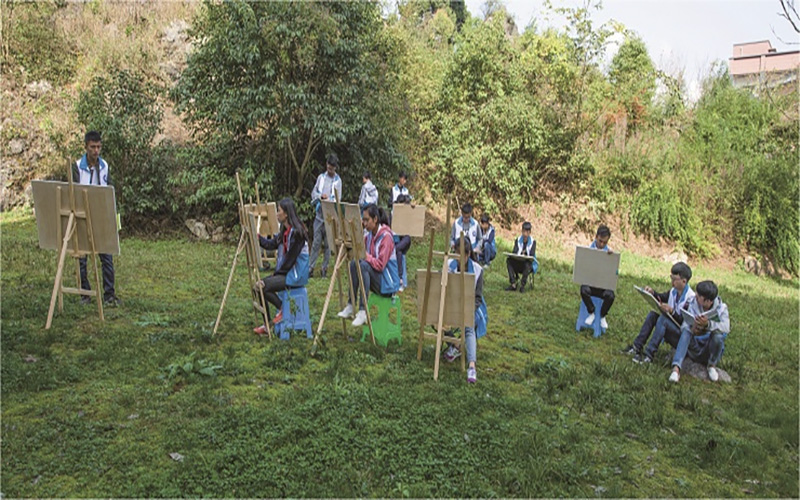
259,274,287,310
79,254,115,301
632,311,681,356
349,260,383,309
580,285,615,317
507,258,533,287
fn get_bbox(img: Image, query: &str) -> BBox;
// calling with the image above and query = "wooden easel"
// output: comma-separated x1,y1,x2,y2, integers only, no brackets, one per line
45,168,104,329
212,172,272,338
416,197,470,380
313,201,376,347
253,184,277,271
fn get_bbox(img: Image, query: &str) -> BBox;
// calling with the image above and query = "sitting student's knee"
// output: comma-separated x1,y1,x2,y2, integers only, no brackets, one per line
604,290,615,301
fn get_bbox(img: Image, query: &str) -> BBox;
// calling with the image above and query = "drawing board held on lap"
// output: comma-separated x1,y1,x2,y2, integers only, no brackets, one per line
572,245,619,291
391,204,426,237
32,180,120,255
634,286,679,327
503,252,537,261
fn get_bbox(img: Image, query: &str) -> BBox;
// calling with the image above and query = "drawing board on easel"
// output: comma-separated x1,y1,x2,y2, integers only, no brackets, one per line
321,200,365,259
32,180,120,255
416,269,475,327
572,245,620,291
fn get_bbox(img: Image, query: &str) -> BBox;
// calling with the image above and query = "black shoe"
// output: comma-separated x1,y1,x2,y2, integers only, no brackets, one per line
505,284,517,292
632,353,652,364
320,269,327,278
103,296,121,307
621,345,638,356
519,284,526,293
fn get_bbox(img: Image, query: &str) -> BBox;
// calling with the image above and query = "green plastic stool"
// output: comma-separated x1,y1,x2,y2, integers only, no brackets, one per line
361,293,402,347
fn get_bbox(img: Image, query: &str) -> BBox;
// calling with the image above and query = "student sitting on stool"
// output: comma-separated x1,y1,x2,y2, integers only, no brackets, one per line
253,198,310,335
505,221,536,293
391,194,413,292
477,213,496,267
580,224,615,329
451,203,482,255
337,204,401,327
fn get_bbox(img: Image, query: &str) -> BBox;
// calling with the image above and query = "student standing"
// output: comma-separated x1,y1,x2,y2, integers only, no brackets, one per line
72,131,120,306
505,221,537,293
337,204,400,327
358,171,378,209
309,154,342,278
580,225,615,329
253,198,310,334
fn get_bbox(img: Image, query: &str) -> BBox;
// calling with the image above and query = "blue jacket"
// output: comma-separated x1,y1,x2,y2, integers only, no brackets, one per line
365,224,400,295
259,226,309,287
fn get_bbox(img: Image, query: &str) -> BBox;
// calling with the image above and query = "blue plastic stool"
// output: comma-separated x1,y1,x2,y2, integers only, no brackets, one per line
361,293,402,347
576,296,606,338
274,287,313,340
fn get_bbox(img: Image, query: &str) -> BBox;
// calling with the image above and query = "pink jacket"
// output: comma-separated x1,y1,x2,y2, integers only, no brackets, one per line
365,224,395,272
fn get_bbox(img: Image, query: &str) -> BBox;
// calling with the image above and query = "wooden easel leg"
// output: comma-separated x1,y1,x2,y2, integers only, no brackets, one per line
46,214,75,329
417,230,436,360
213,232,246,336
315,243,346,340
83,190,104,322
350,219,375,345
336,257,348,337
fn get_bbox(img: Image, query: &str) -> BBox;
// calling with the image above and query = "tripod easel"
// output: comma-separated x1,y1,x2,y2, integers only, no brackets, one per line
416,197,472,380
212,172,273,338
45,168,105,329
313,201,376,348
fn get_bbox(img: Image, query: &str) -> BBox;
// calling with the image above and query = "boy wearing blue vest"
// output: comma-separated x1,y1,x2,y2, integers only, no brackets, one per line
669,280,730,383
623,262,695,364
580,225,615,329
477,214,496,267
358,171,378,209
390,171,411,207
451,203,482,254
505,221,537,293
309,154,342,278
72,131,120,306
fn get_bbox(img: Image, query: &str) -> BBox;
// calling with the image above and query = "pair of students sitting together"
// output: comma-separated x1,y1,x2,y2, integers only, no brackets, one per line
623,262,730,383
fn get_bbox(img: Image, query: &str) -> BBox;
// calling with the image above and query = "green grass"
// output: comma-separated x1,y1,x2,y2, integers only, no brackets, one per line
2,210,798,497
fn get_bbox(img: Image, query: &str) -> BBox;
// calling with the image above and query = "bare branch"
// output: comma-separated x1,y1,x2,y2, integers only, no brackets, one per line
778,0,800,33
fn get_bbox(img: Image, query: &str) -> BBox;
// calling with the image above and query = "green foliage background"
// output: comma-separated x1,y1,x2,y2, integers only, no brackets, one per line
2,0,798,273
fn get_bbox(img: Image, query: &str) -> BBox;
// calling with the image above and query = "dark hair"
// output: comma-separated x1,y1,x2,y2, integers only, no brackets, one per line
85,131,101,143
395,194,412,204
596,224,611,238
522,221,532,231
363,171,371,179
461,203,472,214
671,262,692,281
453,236,476,262
480,214,490,224
398,171,407,180
695,280,718,301
278,198,308,241
326,153,339,168
362,203,389,226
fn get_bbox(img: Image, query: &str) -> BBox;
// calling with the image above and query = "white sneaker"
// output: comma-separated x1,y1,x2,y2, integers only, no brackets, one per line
600,317,608,329
669,370,680,383
707,366,719,382
352,310,367,327
337,303,354,319
584,313,595,326
467,367,477,383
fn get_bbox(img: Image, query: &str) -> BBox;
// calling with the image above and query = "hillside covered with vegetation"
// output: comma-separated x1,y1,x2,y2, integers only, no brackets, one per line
2,0,797,275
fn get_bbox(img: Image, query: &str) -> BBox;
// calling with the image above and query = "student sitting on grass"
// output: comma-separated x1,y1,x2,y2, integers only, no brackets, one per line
623,262,695,364
451,203,482,254
253,198,310,334
477,213,496,267
669,280,730,383
505,221,537,293
442,236,488,384
337,204,400,327
358,170,378,210
580,224,615,329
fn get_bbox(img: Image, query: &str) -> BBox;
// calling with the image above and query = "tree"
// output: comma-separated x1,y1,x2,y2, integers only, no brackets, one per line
172,1,407,201
608,34,656,129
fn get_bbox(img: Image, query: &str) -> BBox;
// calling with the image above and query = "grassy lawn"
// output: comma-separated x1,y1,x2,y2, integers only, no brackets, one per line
2,210,798,497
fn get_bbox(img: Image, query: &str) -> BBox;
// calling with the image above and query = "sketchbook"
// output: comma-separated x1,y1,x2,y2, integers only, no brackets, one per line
681,304,720,331
634,286,679,327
